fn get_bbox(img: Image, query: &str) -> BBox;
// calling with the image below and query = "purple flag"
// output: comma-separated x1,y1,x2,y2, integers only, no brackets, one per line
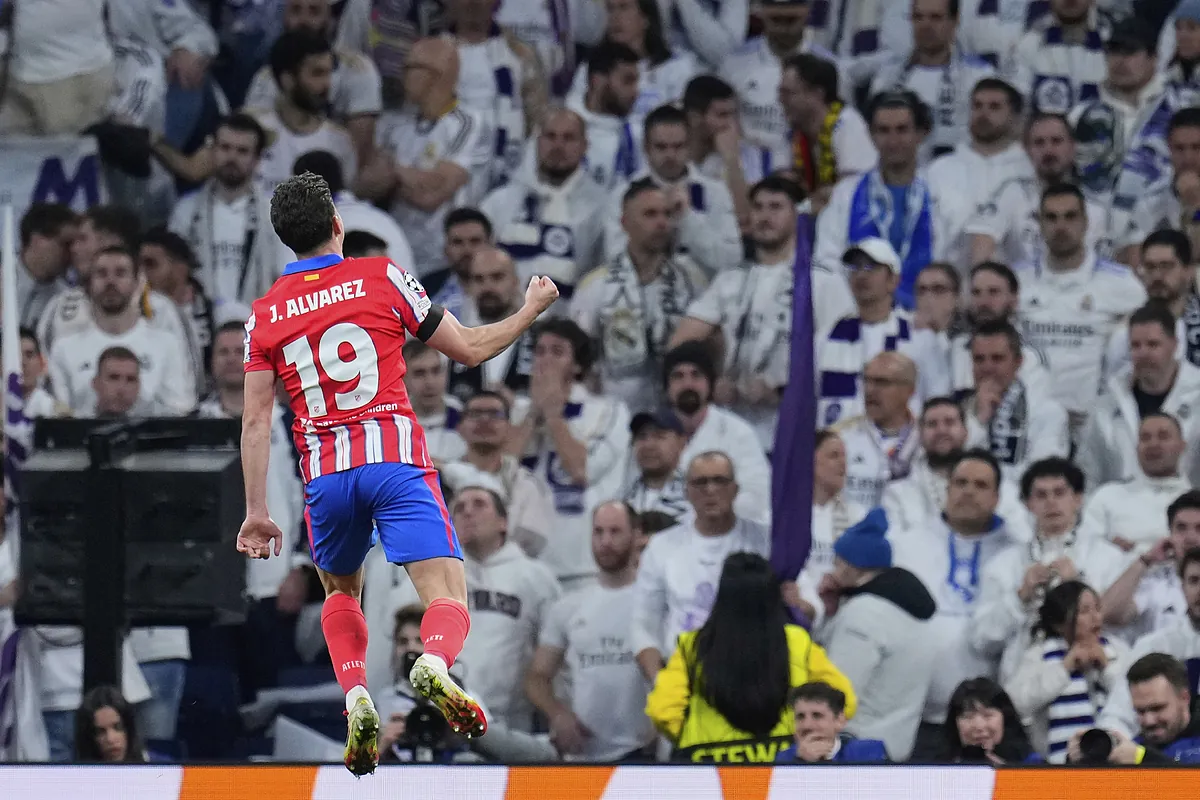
771,213,816,582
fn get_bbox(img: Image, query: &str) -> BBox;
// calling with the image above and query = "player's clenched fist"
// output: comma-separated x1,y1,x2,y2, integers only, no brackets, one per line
525,276,560,313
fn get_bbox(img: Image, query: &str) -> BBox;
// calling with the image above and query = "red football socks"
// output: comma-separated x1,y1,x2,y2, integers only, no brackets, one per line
322,593,369,693
420,598,471,668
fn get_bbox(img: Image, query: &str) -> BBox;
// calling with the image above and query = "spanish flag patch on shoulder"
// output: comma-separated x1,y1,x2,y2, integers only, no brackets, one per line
304,273,321,281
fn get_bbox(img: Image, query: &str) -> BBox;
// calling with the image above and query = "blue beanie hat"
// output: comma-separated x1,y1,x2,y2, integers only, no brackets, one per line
833,508,893,570
1179,0,1200,24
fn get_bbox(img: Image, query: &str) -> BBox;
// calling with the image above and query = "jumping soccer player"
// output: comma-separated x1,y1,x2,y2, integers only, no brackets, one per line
236,173,559,776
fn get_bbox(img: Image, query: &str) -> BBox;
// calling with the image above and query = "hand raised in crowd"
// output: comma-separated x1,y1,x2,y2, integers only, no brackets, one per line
795,732,838,762
529,361,569,420
549,709,591,755
1141,537,1175,565
817,573,843,620
1049,556,1078,582
738,376,776,407
973,380,1004,425
1017,562,1053,604
713,124,741,162
713,376,737,407
1109,535,1138,553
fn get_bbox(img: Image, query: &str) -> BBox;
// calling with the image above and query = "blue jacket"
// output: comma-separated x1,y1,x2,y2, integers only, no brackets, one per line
775,734,889,764
1136,716,1200,764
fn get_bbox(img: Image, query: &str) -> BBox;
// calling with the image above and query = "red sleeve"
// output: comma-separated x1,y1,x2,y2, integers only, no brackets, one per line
383,260,443,340
243,310,274,373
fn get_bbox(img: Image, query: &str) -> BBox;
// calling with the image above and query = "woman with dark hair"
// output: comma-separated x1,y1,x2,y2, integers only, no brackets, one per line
943,678,1039,765
74,685,147,763
645,552,855,762
568,0,698,115
1005,580,1128,763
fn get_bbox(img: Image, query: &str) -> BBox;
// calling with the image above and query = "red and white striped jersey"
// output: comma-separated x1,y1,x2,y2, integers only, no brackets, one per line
244,253,444,483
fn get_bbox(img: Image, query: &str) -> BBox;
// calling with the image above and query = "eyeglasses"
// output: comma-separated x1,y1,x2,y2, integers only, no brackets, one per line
917,283,954,295
463,409,507,421
688,475,734,489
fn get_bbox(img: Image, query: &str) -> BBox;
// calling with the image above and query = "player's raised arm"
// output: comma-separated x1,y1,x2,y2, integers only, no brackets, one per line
425,276,560,367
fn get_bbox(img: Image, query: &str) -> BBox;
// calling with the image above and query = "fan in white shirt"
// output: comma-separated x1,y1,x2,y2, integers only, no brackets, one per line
401,339,467,465
624,408,692,530
525,501,656,761
967,112,1112,267
567,41,646,191
681,74,767,226
1101,489,1200,644
249,31,358,193
629,451,771,682
48,248,195,417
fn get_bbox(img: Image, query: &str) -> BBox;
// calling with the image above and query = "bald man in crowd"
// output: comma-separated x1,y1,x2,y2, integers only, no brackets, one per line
369,37,492,273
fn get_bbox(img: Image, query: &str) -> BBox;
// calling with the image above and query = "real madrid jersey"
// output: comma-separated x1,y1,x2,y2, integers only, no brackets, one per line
967,175,1113,265
377,105,491,275
250,109,358,194
1014,253,1147,415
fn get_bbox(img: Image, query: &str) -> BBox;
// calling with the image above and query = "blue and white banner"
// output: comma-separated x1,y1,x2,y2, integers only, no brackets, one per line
0,136,106,221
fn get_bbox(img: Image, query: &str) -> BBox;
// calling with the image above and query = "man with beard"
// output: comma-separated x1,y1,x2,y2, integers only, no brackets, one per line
569,42,644,191
137,227,215,385
676,175,853,447
890,449,1019,760
963,320,1070,484
924,78,1030,218
624,408,691,530
967,112,1112,266
574,180,708,412
421,209,493,320
660,341,771,523
524,501,655,761
882,397,1031,541
950,261,1053,398
1014,183,1146,437
248,30,358,193
47,247,195,416
1107,230,1200,380
370,37,491,273
603,104,741,277
167,113,290,310
447,247,534,402
481,108,607,304
868,0,997,162
242,0,383,165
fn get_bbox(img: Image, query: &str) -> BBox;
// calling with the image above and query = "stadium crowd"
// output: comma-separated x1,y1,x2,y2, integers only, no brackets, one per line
2,0,1200,770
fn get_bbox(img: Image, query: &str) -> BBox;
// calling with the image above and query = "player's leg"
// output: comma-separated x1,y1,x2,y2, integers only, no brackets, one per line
365,463,485,737
304,471,380,775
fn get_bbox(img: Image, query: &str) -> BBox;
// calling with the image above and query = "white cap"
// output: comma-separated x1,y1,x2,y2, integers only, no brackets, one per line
843,237,901,274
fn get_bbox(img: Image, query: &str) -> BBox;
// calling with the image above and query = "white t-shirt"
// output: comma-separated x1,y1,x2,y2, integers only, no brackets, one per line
377,105,491,275
251,109,358,193
47,318,196,416
243,49,383,120
539,583,655,761
966,175,1112,264
11,0,112,83
169,191,254,304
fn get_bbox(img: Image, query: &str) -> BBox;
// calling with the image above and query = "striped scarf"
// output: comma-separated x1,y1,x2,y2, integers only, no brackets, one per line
817,310,913,427
1042,635,1112,763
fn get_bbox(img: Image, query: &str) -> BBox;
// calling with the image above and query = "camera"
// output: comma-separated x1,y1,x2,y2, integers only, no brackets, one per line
1077,728,1114,764
959,745,989,763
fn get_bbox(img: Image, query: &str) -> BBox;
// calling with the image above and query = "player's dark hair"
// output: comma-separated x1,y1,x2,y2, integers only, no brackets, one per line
623,176,661,207
1020,457,1085,500
788,681,848,715
97,345,140,370
342,230,388,258
586,41,639,79
950,448,1003,493
444,207,493,237
75,685,145,763
293,149,344,195
970,261,1020,294
1168,489,1200,526
1179,547,1200,582
85,205,141,251
1169,107,1200,138
216,112,269,155
1039,182,1086,213
643,103,688,140
783,52,838,104
682,74,736,114
465,389,511,417
140,226,197,271
1126,652,1191,692
971,76,1023,114
969,319,1023,358
921,396,965,424
270,172,336,255
1142,228,1193,265
19,203,75,250
19,326,39,356
1129,301,1177,338
269,29,331,84
749,174,805,205
532,317,594,376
